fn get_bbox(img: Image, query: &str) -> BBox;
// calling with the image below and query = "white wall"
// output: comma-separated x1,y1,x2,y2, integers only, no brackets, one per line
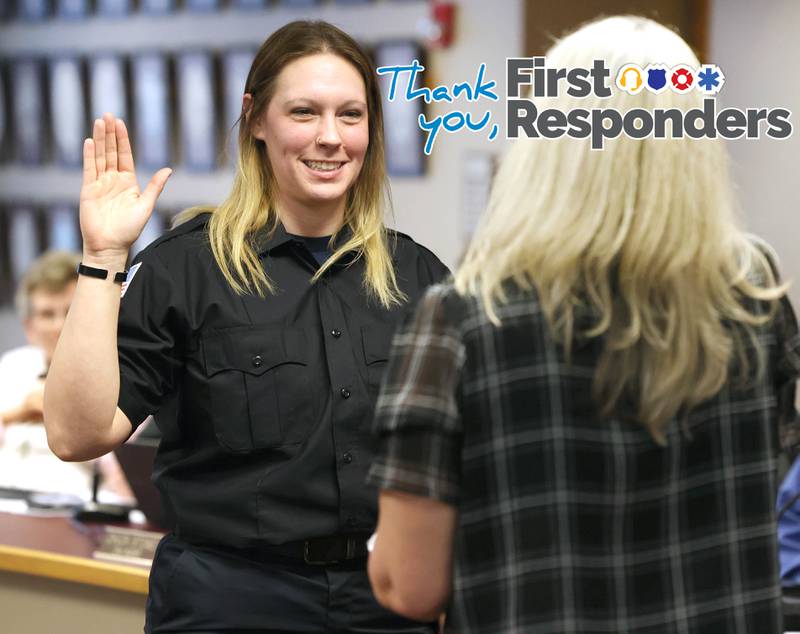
710,0,800,304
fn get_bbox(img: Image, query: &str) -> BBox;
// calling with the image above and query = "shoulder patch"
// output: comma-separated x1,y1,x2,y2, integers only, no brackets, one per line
120,262,142,299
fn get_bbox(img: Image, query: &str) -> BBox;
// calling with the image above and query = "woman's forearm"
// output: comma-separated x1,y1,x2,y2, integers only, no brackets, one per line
44,251,128,460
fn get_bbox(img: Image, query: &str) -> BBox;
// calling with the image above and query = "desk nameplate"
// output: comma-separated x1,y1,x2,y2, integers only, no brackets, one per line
93,525,163,568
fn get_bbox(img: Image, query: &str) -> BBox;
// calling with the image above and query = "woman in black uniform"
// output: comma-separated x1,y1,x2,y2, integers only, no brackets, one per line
44,21,446,634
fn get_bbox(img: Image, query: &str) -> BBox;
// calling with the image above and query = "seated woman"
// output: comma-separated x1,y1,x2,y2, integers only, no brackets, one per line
367,15,800,634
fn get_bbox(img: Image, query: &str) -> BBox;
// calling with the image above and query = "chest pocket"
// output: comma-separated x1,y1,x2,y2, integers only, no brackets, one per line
202,326,311,452
361,323,394,400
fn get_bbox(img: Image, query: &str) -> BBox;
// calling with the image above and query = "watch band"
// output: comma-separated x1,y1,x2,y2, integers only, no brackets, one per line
77,262,128,284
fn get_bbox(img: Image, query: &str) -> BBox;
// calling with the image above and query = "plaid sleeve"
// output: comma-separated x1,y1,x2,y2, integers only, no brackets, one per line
367,284,466,505
775,294,800,459
749,239,800,459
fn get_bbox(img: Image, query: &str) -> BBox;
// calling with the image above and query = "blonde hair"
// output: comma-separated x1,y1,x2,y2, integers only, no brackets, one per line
15,250,81,320
454,16,787,442
176,21,406,309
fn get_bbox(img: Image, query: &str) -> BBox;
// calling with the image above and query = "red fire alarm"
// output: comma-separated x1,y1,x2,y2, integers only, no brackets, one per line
429,1,456,48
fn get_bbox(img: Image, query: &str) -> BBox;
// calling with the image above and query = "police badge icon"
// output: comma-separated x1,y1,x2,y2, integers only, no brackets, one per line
645,63,669,94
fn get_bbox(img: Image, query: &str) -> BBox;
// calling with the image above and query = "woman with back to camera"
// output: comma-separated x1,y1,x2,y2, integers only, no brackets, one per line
44,20,446,633
367,16,800,633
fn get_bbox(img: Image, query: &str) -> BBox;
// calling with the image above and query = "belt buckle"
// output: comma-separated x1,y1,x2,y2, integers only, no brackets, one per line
302,536,357,565
303,538,339,565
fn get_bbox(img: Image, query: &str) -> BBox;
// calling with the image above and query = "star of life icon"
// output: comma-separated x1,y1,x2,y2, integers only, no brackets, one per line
696,64,725,94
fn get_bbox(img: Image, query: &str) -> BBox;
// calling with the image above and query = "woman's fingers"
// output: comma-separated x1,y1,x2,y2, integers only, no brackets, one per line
104,113,118,172
140,167,173,211
93,118,106,175
116,119,135,173
82,138,97,187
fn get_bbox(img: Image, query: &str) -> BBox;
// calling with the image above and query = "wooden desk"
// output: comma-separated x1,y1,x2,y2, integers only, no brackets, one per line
0,511,161,634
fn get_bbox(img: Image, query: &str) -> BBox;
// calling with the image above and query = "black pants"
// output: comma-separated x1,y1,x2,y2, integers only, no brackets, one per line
145,533,436,634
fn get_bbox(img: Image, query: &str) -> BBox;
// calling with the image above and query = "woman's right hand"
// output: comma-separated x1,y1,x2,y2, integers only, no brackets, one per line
79,112,172,259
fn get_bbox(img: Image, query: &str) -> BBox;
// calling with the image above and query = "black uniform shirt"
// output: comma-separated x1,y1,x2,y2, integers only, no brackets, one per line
116,213,449,547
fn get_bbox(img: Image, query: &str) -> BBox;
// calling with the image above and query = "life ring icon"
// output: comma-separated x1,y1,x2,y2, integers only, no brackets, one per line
670,65,695,92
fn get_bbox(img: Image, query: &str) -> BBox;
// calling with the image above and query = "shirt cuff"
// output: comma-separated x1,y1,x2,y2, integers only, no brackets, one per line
367,427,461,505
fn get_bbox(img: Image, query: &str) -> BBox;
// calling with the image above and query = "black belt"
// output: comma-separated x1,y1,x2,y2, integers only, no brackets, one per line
179,532,371,566
272,533,371,565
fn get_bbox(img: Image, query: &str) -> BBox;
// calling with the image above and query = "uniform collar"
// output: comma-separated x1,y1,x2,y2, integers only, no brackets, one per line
255,221,359,266
254,220,294,255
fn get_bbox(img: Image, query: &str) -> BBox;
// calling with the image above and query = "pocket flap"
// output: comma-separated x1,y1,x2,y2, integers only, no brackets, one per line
361,323,394,365
202,326,307,377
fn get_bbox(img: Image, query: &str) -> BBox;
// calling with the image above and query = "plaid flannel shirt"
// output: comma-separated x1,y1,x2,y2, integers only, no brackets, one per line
369,282,800,634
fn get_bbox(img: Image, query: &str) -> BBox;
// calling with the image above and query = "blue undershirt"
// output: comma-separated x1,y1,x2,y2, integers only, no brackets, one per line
288,234,333,265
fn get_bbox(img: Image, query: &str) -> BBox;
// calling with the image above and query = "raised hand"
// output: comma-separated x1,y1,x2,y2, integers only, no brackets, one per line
79,112,172,259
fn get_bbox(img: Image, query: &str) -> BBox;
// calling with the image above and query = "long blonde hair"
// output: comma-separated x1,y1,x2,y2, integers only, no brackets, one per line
177,21,406,309
454,16,787,442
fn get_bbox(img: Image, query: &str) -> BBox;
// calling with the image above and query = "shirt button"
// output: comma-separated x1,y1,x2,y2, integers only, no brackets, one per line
252,355,263,368
343,452,353,464
340,388,351,399
331,329,341,338
346,517,357,527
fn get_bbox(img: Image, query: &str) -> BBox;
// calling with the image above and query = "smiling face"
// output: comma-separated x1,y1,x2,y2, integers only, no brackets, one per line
251,53,369,234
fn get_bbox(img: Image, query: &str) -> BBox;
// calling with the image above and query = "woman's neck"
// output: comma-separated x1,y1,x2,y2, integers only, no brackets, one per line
276,198,345,238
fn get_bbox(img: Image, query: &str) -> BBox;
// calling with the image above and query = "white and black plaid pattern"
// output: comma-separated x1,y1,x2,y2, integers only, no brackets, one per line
369,282,800,633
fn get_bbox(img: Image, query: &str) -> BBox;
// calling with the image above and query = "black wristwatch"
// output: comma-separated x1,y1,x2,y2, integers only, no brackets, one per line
77,262,128,284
